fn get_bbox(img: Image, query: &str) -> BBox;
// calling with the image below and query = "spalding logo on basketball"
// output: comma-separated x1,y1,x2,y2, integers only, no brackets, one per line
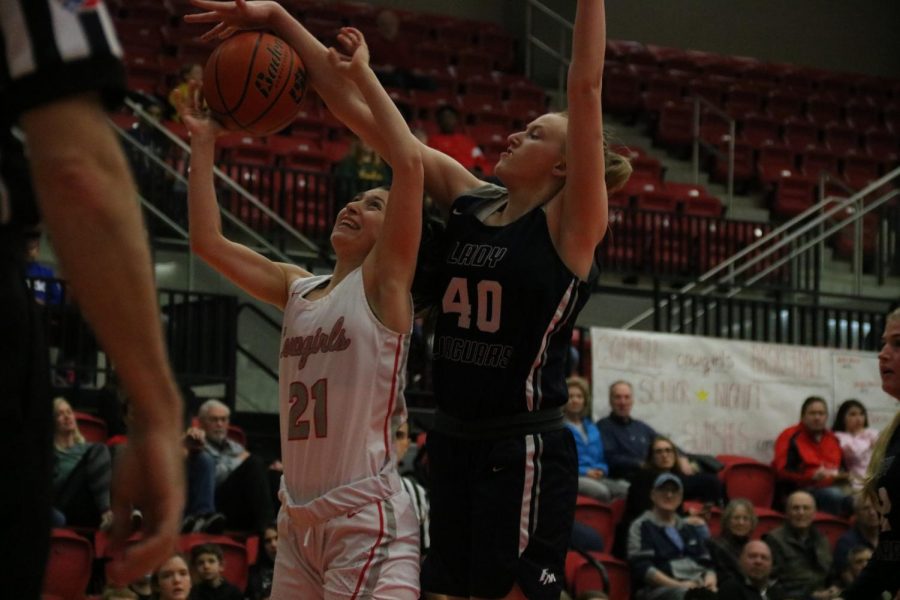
204,32,307,137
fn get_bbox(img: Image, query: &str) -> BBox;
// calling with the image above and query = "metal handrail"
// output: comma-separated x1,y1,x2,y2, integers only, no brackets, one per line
623,164,900,329
123,98,321,258
525,0,572,104
691,95,735,211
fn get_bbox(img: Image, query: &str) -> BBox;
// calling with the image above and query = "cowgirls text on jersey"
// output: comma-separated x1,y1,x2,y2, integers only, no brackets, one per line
280,317,352,370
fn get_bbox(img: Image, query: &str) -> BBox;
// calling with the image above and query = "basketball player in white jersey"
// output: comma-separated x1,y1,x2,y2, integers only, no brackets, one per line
183,29,423,599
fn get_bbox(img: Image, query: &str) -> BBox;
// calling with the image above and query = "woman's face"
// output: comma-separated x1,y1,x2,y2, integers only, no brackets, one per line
157,555,191,600
330,188,388,259
843,405,867,433
54,400,77,434
651,440,677,470
566,385,585,417
879,319,900,400
493,113,567,184
727,504,754,537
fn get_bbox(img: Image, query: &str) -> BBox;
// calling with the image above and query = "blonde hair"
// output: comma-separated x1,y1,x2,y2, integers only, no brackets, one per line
566,375,592,419
553,111,633,194
862,307,900,501
52,396,85,447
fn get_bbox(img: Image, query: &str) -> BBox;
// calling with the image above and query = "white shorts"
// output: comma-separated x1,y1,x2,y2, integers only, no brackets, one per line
271,477,420,599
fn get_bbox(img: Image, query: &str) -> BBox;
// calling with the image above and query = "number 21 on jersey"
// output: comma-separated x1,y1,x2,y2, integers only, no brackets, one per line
442,277,502,333
288,379,328,440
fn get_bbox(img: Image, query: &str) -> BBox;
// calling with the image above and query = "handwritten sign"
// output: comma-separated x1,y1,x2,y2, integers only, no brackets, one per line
590,328,895,462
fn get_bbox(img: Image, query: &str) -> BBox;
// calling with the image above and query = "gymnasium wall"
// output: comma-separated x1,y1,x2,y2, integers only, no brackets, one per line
363,0,900,78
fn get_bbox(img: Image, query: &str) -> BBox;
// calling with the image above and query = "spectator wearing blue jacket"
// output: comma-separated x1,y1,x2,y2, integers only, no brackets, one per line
628,473,717,599
565,377,630,502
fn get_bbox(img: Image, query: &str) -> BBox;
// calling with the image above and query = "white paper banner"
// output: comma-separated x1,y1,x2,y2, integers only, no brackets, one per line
590,327,894,462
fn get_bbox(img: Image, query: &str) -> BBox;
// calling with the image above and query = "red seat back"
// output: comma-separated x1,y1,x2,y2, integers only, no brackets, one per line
812,512,851,550
722,462,776,508
566,551,631,600
43,529,93,600
74,412,108,444
574,496,616,550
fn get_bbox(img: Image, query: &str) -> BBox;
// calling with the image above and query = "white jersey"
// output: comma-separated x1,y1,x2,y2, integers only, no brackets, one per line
278,267,409,506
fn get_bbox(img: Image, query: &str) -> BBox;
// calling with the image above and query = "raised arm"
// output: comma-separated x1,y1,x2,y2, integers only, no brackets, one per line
184,105,308,309
329,29,423,333
22,94,184,584
185,0,481,213
555,0,609,279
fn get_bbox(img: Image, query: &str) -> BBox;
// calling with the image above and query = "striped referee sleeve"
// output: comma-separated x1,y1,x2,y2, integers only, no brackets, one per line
400,476,430,553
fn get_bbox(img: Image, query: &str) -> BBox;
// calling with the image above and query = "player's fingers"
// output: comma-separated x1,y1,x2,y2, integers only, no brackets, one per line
189,0,233,10
198,22,227,42
184,9,228,23
218,25,239,40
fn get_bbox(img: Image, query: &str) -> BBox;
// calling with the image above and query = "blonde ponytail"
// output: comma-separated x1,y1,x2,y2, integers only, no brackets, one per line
862,307,900,501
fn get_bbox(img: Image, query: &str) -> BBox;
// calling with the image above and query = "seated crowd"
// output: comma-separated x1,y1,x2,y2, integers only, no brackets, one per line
55,376,881,599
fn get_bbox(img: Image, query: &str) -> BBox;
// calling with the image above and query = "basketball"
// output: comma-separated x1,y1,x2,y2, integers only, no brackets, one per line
203,31,307,136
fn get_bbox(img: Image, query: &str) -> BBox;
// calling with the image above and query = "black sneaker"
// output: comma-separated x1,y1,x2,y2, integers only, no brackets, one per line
200,512,227,534
181,515,198,533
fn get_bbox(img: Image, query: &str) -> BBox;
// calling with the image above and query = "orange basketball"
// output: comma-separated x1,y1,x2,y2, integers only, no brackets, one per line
203,32,307,136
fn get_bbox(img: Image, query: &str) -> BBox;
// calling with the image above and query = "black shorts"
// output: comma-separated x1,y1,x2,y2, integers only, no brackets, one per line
421,427,577,599
0,230,52,599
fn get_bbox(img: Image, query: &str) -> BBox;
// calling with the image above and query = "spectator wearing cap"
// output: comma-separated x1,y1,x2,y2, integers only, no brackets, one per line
627,473,717,600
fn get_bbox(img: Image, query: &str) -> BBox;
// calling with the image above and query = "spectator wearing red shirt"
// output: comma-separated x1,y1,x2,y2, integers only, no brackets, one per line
772,397,852,516
427,106,488,175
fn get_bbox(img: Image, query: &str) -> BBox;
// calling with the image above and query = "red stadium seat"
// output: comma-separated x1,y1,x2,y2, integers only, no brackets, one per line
602,66,643,116
574,496,616,550
806,94,842,126
756,143,797,187
74,412,108,444
845,99,881,130
765,90,805,121
565,551,630,600
739,113,780,147
655,100,694,148
782,117,820,152
721,461,776,508
812,512,851,550
799,147,841,180
842,151,881,190
823,121,861,155
753,507,785,539
772,173,816,218
43,529,93,600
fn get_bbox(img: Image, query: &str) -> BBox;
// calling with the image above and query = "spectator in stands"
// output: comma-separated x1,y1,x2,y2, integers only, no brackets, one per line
246,522,277,600
564,375,629,502
831,492,879,577
333,135,392,208
836,546,873,592
168,63,203,122
191,543,244,600
187,399,274,533
627,473,717,599
24,229,61,305
598,380,698,480
716,540,786,600
614,435,722,558
395,420,430,555
772,396,852,516
154,554,192,600
51,397,113,529
190,543,243,600
763,491,837,599
832,399,879,490
707,498,758,587
426,106,488,175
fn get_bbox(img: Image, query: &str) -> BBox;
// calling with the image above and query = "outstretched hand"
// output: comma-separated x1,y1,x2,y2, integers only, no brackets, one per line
327,27,371,79
180,80,224,140
185,0,282,42
106,428,185,586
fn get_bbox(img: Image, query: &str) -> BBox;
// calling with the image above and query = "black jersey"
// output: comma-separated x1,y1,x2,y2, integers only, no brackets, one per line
843,424,900,599
431,183,593,422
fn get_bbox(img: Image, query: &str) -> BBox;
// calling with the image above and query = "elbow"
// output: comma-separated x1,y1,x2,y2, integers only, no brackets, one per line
568,75,602,98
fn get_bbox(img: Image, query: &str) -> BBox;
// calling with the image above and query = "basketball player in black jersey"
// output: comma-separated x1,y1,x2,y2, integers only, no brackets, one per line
187,0,631,597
